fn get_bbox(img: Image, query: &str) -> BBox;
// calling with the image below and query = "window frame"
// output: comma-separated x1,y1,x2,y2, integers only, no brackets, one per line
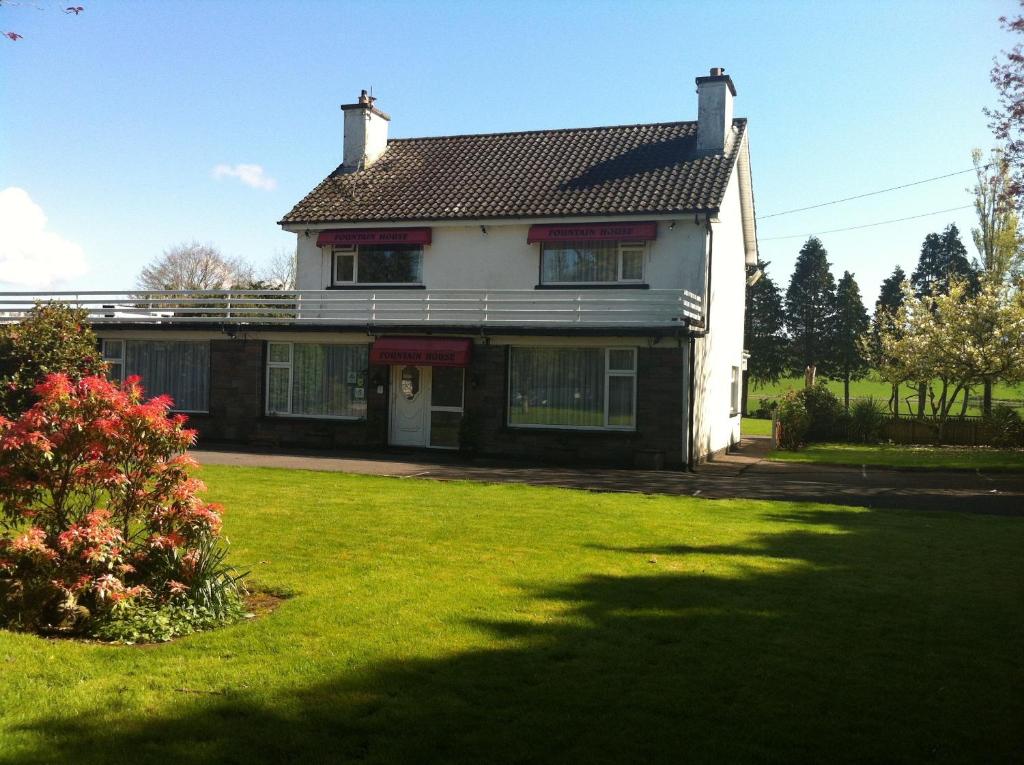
102,338,210,414
539,241,648,286
506,346,638,432
101,339,124,384
331,244,424,287
264,341,368,421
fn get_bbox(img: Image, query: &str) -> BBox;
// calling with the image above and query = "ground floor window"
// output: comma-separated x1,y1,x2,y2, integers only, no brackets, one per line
101,339,210,413
266,342,368,419
508,347,637,430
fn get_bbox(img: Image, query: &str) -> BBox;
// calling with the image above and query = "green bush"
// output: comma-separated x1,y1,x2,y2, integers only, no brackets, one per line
777,392,810,450
751,397,778,419
984,404,1024,449
798,383,843,442
848,398,887,444
0,302,107,418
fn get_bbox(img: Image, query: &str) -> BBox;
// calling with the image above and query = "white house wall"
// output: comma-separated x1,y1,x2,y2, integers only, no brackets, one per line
691,166,746,460
294,217,707,293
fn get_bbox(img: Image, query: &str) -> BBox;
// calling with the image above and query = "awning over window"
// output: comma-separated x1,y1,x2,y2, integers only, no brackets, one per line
370,337,472,367
526,221,657,244
316,227,432,247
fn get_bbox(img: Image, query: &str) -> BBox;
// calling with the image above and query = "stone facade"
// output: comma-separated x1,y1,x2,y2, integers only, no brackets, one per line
185,339,687,468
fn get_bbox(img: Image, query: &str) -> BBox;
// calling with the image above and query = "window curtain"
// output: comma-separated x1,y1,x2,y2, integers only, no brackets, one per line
509,348,604,427
541,242,618,283
124,341,210,412
291,344,368,417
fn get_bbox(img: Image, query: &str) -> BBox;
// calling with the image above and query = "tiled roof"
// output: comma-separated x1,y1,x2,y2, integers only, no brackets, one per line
280,118,746,225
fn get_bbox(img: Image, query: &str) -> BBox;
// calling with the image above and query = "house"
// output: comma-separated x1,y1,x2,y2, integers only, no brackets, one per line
37,67,758,468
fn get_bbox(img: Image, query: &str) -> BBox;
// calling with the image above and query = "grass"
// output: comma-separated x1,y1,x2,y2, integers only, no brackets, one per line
742,417,772,436
746,373,1024,416
769,443,1024,471
1,466,1022,763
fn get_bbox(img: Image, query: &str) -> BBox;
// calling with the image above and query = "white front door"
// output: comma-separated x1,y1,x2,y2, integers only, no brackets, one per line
390,365,431,447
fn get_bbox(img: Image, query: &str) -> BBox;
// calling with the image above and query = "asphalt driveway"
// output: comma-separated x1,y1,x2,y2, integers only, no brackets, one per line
191,438,1024,516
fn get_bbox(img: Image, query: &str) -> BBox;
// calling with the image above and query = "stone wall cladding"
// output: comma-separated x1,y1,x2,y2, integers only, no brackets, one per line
189,339,685,468
188,339,388,450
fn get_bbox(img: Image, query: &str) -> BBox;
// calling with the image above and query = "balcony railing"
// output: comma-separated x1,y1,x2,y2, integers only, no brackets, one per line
0,289,704,328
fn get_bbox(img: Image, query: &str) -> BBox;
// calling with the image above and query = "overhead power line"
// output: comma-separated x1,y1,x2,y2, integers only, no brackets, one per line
758,205,974,242
756,167,980,220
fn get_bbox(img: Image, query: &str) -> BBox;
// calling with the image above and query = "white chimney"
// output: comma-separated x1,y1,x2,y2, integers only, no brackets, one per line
695,67,736,156
341,90,391,170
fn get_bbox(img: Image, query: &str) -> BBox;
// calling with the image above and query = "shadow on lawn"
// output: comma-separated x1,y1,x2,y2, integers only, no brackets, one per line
9,508,1023,764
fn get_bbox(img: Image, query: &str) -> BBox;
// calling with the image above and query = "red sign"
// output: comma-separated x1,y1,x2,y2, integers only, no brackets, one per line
370,337,472,368
527,221,657,244
316,227,432,247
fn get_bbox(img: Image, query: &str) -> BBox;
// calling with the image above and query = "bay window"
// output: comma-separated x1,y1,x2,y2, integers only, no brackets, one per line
333,244,423,285
101,339,210,413
508,347,637,430
540,241,646,285
266,342,368,419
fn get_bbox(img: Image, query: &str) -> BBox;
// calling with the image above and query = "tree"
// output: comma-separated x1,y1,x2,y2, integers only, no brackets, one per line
263,248,297,290
784,237,837,382
870,266,907,415
875,277,1024,442
742,260,787,414
0,302,107,418
971,148,1024,282
986,1,1024,207
970,148,1024,413
909,224,979,415
910,224,979,300
137,242,254,291
832,271,870,411
1,2,83,42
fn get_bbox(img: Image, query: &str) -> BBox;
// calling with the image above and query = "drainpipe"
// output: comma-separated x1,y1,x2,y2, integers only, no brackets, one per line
686,216,715,471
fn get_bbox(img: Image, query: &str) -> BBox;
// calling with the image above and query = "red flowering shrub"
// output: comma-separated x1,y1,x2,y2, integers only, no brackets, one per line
0,373,244,639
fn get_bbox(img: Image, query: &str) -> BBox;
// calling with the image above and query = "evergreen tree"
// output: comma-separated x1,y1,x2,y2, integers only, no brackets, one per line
784,237,837,381
832,271,870,410
910,223,979,299
742,260,788,414
871,266,907,415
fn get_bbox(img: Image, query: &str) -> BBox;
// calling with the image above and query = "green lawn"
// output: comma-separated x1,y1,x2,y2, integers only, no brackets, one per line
770,443,1024,471
746,373,1024,416
742,417,772,436
2,466,1022,763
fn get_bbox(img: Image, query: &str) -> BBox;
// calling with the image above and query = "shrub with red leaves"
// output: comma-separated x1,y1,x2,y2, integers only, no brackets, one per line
0,373,244,638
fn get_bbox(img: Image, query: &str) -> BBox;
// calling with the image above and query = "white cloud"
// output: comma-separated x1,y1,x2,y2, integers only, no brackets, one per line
0,187,88,288
212,163,277,191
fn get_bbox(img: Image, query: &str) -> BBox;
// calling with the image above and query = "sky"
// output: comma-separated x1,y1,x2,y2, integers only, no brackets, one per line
0,0,1015,305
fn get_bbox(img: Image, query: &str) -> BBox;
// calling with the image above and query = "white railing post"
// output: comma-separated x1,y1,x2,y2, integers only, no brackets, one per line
576,293,583,323
425,291,431,322
226,292,232,320
483,291,489,324
296,292,302,320
371,292,377,324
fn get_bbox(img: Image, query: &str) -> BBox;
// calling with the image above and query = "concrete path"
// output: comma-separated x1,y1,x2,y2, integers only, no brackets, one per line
192,438,1024,516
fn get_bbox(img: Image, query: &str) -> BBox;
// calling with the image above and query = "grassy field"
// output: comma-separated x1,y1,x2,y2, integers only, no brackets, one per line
769,443,1024,471
746,373,1024,416
742,417,772,436
1,466,1022,763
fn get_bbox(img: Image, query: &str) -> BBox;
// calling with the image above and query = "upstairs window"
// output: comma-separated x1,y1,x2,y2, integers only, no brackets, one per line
333,244,423,286
540,241,646,285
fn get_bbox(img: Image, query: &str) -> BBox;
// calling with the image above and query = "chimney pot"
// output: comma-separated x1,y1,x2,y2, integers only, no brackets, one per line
710,67,724,76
